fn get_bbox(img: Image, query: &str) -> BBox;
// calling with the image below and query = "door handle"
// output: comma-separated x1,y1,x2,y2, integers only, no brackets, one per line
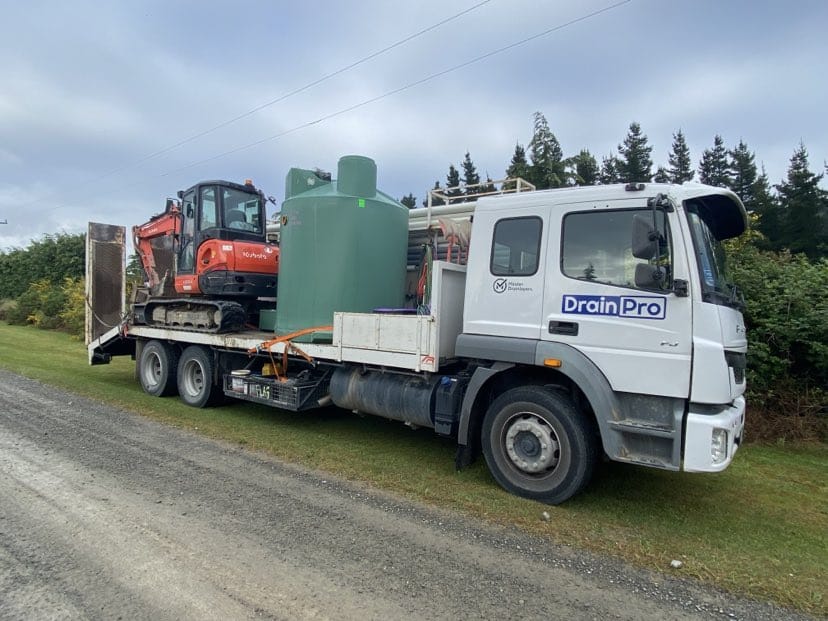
549,321,579,336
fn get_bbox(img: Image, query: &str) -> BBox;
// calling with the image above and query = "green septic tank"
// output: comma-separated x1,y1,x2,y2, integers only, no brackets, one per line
275,155,408,341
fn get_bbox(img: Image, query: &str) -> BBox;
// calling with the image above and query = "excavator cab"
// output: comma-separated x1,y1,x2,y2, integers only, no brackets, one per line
173,180,278,299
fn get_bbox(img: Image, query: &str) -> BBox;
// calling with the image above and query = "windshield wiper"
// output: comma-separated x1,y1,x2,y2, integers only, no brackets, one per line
703,289,728,304
727,283,746,311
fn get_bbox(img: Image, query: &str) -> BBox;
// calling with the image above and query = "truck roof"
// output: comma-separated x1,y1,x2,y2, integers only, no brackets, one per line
474,182,738,211
474,182,748,238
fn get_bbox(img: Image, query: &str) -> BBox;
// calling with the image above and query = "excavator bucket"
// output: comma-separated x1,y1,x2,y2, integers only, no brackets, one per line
85,222,126,345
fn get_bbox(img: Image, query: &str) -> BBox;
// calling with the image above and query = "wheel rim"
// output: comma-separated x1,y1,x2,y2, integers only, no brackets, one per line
142,352,162,388
504,412,560,474
182,359,205,398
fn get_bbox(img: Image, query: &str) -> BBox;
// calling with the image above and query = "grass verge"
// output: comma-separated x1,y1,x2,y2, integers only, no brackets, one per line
0,323,825,615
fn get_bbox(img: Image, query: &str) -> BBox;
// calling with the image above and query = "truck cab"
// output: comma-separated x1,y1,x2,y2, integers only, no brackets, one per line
458,183,747,499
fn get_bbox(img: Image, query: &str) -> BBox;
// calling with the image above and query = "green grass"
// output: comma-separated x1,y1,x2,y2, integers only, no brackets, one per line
1,323,825,615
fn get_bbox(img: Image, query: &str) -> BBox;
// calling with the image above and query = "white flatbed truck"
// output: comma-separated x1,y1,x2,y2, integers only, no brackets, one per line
88,180,748,504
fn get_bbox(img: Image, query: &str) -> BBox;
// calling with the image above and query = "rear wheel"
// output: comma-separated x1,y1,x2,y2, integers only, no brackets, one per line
482,386,597,504
138,340,179,397
177,345,221,408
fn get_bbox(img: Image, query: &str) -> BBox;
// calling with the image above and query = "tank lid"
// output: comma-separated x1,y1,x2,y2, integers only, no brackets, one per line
337,155,377,198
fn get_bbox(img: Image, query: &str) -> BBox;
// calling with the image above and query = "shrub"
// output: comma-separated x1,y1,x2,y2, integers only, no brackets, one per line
5,282,44,325
728,241,828,440
0,299,16,322
59,277,86,339
3,278,85,338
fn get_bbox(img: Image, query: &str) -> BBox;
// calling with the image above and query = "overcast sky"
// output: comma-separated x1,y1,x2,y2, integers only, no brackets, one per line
1,0,826,251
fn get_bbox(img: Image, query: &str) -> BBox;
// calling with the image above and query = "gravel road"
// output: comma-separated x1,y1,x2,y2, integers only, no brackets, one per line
0,368,812,620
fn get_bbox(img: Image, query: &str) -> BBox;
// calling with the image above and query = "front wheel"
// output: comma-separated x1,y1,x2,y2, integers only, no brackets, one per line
481,386,597,504
177,345,221,408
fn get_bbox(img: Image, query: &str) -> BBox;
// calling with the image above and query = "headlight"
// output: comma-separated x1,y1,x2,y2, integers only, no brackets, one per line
711,428,728,464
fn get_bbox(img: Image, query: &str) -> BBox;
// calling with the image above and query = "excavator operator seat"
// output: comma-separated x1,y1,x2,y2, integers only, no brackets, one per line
226,209,246,229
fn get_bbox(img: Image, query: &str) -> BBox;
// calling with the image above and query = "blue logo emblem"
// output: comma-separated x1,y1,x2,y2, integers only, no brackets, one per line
562,294,666,320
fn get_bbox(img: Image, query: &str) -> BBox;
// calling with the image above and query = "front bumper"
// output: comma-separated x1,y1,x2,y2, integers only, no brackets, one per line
683,396,745,472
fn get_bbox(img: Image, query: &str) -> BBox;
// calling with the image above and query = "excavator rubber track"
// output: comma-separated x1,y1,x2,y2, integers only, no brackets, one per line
134,298,247,334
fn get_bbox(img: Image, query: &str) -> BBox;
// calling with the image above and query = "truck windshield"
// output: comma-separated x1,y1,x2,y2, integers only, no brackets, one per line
685,206,742,309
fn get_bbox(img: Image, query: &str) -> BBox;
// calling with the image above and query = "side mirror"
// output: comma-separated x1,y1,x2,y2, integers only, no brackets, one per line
635,263,666,289
632,213,658,259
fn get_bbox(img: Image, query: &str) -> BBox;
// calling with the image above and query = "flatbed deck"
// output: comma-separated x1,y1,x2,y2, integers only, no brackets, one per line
89,261,466,374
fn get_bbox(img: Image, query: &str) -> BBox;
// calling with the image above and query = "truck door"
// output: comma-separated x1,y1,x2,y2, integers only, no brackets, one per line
463,204,550,339
542,202,693,398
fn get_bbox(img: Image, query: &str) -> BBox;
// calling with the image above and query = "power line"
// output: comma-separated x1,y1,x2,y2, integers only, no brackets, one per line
159,0,632,178
113,0,492,170
40,0,631,214
18,0,491,210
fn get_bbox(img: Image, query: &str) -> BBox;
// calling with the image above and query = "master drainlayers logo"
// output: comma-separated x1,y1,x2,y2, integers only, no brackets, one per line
561,294,666,320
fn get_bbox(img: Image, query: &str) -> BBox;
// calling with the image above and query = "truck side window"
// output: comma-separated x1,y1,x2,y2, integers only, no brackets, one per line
561,209,672,290
490,216,542,276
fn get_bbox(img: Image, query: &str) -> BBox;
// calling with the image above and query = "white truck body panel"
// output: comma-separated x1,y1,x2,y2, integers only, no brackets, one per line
332,260,466,371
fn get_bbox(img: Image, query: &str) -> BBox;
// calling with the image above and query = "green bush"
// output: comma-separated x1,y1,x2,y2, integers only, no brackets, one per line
3,278,85,339
0,233,85,299
728,240,828,437
0,299,16,322
59,277,86,339
5,282,43,325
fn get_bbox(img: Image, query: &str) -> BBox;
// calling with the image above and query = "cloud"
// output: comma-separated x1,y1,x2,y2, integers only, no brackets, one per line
1,0,826,252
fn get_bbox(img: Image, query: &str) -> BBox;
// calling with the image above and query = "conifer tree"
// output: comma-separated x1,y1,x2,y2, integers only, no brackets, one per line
698,135,732,188
667,129,694,183
480,175,497,195
569,149,599,186
445,164,462,200
617,122,653,183
599,153,621,184
528,111,566,189
400,193,417,209
729,140,758,210
653,166,670,183
504,143,530,190
461,151,480,200
425,180,445,207
752,165,780,247
775,143,827,258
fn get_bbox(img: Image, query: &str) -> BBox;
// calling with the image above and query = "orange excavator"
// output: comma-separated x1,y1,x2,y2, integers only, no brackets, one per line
132,179,279,332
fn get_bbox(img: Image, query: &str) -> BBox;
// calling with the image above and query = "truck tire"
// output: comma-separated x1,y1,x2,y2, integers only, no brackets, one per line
177,345,221,408
481,386,597,505
138,340,179,397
